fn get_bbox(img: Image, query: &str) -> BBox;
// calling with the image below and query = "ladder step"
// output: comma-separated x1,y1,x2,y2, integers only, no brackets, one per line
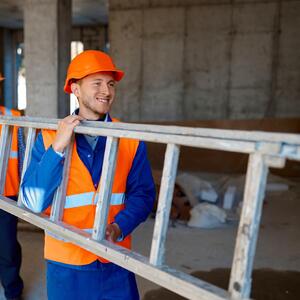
50,136,74,222
92,136,119,241
18,127,36,206
150,143,180,266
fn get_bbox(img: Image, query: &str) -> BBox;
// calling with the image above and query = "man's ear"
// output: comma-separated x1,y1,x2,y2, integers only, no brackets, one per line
71,82,80,97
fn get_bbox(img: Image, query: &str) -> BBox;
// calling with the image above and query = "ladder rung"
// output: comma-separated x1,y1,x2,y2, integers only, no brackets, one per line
0,125,13,194
18,127,37,206
150,143,180,266
229,153,268,299
50,136,74,222
92,136,119,241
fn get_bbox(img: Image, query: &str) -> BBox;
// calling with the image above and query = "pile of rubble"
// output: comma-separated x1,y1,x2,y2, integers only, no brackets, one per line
152,170,291,229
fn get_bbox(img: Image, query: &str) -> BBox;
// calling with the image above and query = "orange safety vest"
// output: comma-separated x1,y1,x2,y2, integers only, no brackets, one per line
0,106,20,197
41,125,139,265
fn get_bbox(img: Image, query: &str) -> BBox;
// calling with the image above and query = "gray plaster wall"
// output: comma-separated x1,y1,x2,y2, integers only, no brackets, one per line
109,0,300,122
72,25,107,51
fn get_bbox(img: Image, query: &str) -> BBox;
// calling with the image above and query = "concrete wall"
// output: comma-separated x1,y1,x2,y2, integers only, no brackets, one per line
72,25,107,51
109,0,300,122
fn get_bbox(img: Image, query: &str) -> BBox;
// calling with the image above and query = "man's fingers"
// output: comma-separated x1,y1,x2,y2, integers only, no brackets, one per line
105,229,113,242
105,224,120,243
73,120,81,127
53,115,84,152
70,115,84,122
58,116,83,130
64,115,83,124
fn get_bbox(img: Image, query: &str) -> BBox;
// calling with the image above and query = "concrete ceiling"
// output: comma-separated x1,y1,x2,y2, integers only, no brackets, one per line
0,0,108,29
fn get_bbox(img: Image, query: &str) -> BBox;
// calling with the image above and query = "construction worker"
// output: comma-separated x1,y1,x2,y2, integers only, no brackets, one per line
21,50,156,300
0,74,24,300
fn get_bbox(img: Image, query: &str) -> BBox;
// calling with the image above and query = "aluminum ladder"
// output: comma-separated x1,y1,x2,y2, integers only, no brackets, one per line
0,115,299,300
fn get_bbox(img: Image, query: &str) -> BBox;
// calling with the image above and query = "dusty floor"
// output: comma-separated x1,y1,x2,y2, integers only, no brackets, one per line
144,269,300,300
0,175,299,300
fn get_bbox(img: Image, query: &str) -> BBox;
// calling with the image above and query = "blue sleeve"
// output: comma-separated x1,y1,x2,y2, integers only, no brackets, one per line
21,132,64,213
114,141,156,238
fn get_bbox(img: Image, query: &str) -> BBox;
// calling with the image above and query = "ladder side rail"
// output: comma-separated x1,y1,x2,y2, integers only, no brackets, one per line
50,136,74,222
149,143,180,266
79,120,300,145
3,116,300,153
92,136,119,241
0,195,230,300
0,116,257,154
17,127,36,206
0,125,13,194
71,129,255,154
79,120,300,144
1,115,300,145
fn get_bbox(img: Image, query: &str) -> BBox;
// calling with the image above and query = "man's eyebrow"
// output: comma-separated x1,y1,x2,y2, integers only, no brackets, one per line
91,78,115,83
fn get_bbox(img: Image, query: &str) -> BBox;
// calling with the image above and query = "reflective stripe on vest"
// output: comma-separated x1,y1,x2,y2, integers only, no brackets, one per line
10,150,18,159
65,192,125,209
4,107,12,115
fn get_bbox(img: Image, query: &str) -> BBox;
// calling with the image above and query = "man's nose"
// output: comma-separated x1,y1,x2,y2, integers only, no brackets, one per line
100,83,110,95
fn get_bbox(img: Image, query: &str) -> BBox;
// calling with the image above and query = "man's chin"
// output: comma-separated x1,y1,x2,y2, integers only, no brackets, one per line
95,102,110,111
94,108,109,116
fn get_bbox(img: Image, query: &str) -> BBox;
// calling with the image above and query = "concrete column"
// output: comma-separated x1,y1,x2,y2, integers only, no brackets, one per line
2,29,18,109
24,0,72,118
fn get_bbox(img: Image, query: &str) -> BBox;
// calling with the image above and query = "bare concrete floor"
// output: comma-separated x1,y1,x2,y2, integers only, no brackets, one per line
0,177,299,300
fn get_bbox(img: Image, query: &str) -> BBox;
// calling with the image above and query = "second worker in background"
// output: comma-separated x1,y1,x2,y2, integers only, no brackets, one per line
0,73,24,300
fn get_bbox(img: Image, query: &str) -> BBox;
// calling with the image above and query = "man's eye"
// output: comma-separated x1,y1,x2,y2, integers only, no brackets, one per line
109,82,115,87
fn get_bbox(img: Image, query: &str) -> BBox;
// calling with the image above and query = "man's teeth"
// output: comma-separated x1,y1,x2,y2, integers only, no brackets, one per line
96,98,108,103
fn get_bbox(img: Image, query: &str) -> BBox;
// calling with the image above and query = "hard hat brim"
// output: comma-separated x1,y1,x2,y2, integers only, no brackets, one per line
64,69,124,94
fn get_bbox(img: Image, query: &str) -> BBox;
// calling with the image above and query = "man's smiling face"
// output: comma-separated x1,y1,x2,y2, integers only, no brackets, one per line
71,71,116,120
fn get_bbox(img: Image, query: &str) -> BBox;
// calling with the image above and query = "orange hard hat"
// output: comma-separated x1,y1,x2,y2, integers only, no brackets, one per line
64,50,124,94
0,73,4,81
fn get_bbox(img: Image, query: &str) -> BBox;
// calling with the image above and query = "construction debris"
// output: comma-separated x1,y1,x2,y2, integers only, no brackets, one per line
188,203,227,229
222,186,237,210
152,169,292,226
176,172,218,206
